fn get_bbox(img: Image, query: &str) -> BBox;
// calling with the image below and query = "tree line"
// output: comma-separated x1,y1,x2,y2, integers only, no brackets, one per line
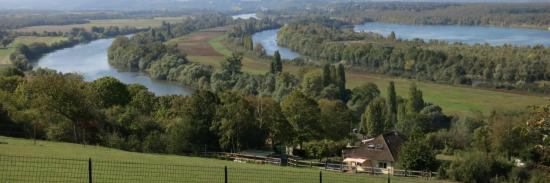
277,23,550,93
268,2,550,29
0,10,193,30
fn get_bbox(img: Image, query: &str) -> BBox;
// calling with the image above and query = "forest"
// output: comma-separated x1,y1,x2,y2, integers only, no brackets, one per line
269,2,550,29
276,22,550,93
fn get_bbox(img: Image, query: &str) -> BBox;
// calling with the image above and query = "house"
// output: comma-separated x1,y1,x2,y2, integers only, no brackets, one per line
343,132,404,174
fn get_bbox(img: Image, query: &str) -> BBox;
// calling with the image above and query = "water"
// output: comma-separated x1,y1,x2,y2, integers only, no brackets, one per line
252,29,302,60
232,13,258,20
35,38,192,96
354,22,550,46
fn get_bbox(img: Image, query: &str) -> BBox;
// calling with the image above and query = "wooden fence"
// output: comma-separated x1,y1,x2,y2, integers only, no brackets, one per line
200,152,436,179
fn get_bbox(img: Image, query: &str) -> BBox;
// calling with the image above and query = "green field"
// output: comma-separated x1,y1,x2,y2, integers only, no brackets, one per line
0,136,449,183
0,36,67,65
183,31,549,116
16,17,186,33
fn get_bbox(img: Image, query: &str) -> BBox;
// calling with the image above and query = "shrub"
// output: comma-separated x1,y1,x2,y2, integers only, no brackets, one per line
143,131,167,153
448,152,512,183
303,140,346,161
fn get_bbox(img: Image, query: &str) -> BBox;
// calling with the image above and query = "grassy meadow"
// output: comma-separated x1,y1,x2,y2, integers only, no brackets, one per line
0,36,68,65
0,136,450,183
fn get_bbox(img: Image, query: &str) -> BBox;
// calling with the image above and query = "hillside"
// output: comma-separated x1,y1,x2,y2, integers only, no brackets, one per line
0,136,451,183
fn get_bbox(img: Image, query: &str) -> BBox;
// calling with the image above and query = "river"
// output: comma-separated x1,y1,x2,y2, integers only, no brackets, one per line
252,29,302,60
354,22,550,46
232,13,258,20
251,23,550,60
34,22,547,96
35,38,193,96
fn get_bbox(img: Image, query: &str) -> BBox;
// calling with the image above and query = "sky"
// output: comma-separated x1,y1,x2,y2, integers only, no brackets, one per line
0,0,548,10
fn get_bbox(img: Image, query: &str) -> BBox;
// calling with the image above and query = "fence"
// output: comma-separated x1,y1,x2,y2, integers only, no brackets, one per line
200,152,435,179
0,155,444,183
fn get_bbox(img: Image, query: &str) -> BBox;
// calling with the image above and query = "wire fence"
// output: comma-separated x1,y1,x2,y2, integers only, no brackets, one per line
0,155,446,183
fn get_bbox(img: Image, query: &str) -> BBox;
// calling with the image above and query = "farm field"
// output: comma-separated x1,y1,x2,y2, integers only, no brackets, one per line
170,28,274,75
0,36,67,65
0,136,451,183
172,28,549,116
15,17,185,33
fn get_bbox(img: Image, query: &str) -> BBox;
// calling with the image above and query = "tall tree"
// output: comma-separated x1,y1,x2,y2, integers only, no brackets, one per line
388,31,397,41
18,73,100,143
242,34,253,50
329,65,338,86
318,99,353,140
361,97,387,137
212,92,260,152
407,83,425,113
173,90,220,152
281,90,321,145
222,53,243,75
271,50,283,74
301,70,325,98
386,81,398,130
90,77,130,108
249,96,292,152
337,64,347,100
322,64,332,87
347,83,380,119
337,64,346,90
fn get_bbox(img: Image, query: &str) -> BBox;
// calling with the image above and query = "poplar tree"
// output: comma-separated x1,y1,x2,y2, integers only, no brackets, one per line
386,81,398,129
407,83,425,113
271,51,283,74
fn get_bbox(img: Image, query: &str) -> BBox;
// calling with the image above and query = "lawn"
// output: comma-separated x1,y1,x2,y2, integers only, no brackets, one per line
0,136,450,183
345,72,548,116
0,36,67,65
15,17,186,33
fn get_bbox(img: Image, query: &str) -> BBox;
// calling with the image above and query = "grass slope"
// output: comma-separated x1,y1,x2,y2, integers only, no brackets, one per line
0,136,449,183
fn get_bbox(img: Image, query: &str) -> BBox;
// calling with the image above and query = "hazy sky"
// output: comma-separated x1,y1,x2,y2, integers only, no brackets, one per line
0,0,548,10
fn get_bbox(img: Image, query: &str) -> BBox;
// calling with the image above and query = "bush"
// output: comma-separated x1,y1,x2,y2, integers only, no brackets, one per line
103,132,126,149
437,161,450,179
143,131,167,153
528,170,549,183
303,140,346,161
397,138,439,171
508,167,530,183
448,152,512,183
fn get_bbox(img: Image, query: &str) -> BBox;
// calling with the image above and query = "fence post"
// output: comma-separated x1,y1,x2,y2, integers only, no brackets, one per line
319,171,322,183
88,158,92,183
387,172,390,183
224,166,228,183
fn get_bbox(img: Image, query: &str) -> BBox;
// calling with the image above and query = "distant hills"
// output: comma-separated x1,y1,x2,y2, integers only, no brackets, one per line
0,0,549,11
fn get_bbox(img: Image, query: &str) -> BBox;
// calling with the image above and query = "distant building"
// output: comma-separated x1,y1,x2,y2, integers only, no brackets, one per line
343,132,404,174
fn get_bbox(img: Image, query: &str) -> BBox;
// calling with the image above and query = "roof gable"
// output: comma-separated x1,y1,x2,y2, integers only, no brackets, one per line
344,132,404,162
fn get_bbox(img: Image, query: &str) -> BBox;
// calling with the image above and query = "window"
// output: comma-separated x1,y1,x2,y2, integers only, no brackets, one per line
378,162,387,169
